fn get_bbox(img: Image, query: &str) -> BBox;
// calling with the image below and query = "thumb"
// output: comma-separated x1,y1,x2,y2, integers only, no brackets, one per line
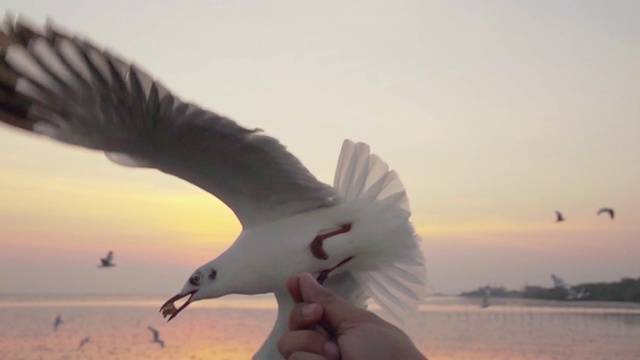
298,272,373,330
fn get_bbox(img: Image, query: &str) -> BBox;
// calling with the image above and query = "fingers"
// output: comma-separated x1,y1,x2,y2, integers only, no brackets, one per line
287,352,328,360
289,302,323,330
287,274,303,303
278,330,339,360
297,273,375,328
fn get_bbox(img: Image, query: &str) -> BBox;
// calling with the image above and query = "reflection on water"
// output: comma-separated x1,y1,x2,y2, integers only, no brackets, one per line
412,297,640,360
1,294,639,359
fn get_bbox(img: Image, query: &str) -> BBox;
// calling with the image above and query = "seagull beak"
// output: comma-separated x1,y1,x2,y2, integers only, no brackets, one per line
159,289,198,322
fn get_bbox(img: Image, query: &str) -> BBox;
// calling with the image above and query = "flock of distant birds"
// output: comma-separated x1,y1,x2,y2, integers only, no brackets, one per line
52,251,166,350
480,207,616,309
62,209,619,342
555,207,615,222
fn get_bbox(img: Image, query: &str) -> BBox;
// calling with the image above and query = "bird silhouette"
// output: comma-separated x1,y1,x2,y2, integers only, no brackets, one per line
555,211,565,222
147,326,165,348
597,208,614,220
77,336,90,350
53,315,63,331
99,251,115,267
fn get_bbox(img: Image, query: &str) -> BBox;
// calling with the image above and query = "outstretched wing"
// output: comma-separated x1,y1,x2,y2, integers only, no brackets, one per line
147,326,159,339
0,16,338,229
597,208,614,219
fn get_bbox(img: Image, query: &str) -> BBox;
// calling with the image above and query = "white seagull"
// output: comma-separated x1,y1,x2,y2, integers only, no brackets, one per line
0,16,427,359
99,251,115,268
551,274,588,300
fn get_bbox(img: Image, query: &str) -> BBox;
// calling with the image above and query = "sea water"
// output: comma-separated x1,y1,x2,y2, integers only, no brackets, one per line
1,294,639,359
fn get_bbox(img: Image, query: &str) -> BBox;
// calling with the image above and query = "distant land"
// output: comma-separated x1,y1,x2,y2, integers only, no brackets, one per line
460,277,640,303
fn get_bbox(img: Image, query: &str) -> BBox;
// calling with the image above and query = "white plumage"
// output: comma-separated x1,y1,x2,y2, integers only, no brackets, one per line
0,16,427,360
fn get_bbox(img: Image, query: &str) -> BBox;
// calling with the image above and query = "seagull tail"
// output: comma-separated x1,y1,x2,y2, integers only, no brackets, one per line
332,139,426,325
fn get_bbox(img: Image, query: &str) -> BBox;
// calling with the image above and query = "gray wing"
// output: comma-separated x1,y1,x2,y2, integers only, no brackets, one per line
597,208,614,218
0,17,338,228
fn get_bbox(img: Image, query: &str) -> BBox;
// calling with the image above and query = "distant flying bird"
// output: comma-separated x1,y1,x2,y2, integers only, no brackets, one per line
77,336,90,350
555,211,565,222
0,17,426,360
597,208,614,220
53,315,63,331
147,326,165,348
99,251,115,268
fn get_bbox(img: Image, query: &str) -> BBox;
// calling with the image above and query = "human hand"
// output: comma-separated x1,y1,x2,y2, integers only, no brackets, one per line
277,272,427,360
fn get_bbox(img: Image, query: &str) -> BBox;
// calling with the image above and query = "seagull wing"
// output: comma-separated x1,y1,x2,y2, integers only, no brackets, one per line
105,251,113,263
555,211,563,221
147,326,159,339
0,17,338,229
597,208,614,219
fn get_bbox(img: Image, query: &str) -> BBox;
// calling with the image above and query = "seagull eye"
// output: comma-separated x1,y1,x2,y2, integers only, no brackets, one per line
189,274,201,286
209,269,217,280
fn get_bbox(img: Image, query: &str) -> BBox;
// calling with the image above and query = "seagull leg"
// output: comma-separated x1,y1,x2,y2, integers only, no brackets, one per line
317,256,354,285
310,223,352,260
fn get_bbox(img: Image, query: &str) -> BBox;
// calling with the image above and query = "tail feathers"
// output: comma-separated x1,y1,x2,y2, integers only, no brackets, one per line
353,239,426,325
322,272,369,309
332,139,426,325
334,140,409,212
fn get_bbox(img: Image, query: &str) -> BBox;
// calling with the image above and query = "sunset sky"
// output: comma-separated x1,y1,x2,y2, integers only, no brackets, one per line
1,0,639,296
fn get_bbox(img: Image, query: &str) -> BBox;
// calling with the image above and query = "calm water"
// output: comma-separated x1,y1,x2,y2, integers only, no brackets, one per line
1,294,640,360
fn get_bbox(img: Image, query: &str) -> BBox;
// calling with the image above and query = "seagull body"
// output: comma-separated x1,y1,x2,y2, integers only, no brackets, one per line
53,315,63,331
555,211,565,222
147,326,165,348
597,208,614,220
0,17,427,360
99,251,115,267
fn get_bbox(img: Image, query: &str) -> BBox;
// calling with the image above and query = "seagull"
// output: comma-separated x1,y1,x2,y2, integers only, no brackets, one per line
99,251,115,268
77,336,90,350
0,17,427,360
147,326,165,348
53,315,63,331
551,274,586,300
555,211,565,222
597,208,614,220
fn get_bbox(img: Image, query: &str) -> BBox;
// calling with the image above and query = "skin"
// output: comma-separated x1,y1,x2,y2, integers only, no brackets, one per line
278,273,428,360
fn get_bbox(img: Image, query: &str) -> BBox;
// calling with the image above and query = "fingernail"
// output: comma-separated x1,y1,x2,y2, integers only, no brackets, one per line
302,303,319,318
324,341,341,360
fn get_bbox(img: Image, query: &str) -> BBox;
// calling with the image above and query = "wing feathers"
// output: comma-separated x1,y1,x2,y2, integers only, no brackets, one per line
0,16,339,228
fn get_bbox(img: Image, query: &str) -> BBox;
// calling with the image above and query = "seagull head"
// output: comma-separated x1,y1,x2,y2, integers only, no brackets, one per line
160,263,221,322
